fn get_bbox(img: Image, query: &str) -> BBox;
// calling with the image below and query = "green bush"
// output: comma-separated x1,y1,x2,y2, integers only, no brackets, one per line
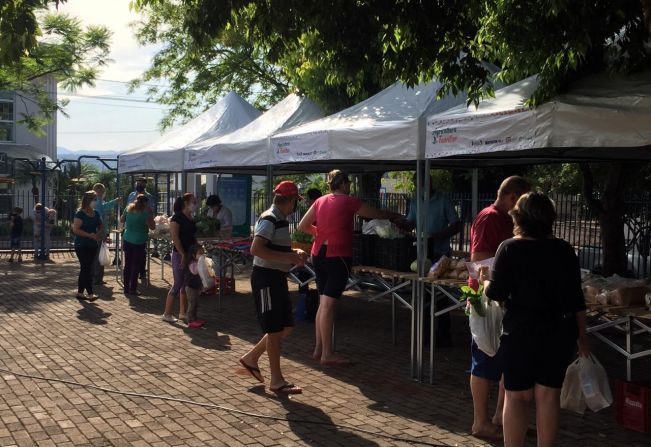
51,224,70,237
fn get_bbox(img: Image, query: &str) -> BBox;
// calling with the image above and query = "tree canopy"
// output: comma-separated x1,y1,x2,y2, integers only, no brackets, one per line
134,0,651,115
0,1,111,134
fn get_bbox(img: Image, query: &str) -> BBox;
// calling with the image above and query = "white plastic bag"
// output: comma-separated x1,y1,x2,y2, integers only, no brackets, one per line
465,258,494,281
362,219,401,239
561,359,586,414
98,243,111,266
578,354,613,412
468,293,504,357
197,255,216,289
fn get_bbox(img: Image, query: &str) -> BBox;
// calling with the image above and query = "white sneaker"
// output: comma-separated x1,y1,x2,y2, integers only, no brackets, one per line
162,315,178,323
178,314,188,323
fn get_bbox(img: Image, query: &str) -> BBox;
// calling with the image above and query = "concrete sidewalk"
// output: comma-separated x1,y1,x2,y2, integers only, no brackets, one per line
0,253,648,446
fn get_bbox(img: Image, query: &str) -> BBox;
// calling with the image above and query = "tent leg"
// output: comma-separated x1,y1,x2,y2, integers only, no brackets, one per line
415,160,423,381
266,165,274,207
424,158,431,381
471,168,479,218
166,173,171,216
154,173,159,214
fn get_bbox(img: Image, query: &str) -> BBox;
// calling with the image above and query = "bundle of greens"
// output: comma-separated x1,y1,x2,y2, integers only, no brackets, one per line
460,285,485,317
292,230,313,244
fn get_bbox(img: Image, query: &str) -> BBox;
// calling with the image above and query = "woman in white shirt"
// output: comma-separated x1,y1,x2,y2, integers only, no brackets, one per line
206,195,233,239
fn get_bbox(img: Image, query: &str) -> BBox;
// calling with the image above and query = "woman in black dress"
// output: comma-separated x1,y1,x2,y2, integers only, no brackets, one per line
484,192,590,447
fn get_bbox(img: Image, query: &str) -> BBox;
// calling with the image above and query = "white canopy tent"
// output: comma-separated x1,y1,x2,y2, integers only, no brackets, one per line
183,93,323,171
426,70,651,164
269,80,469,169
118,91,260,174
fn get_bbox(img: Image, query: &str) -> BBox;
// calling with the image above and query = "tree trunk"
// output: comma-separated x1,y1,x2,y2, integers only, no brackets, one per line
580,162,631,276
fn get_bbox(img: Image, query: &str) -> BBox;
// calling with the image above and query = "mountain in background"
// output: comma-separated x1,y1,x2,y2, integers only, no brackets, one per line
57,147,119,170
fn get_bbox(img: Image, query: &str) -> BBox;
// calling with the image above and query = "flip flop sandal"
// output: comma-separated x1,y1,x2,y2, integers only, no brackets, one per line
270,383,302,395
239,359,264,383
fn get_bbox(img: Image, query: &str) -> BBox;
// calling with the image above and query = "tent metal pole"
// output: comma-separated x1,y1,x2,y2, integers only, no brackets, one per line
424,158,433,383
266,165,274,207
154,173,159,214
415,160,423,381
116,160,121,232
181,170,188,194
471,168,479,218
166,173,171,216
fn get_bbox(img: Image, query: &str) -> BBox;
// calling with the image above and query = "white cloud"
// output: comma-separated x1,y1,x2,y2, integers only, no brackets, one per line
53,0,166,153
54,0,158,82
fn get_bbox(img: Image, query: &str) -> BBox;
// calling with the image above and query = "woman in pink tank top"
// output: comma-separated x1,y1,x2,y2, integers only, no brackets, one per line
298,170,403,366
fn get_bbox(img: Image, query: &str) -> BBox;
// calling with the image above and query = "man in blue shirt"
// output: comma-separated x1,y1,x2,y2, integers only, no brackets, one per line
127,177,154,206
92,183,122,285
405,174,461,259
404,172,461,347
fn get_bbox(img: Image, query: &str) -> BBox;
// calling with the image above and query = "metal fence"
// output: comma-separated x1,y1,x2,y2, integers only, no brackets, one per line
252,191,651,278
3,189,650,277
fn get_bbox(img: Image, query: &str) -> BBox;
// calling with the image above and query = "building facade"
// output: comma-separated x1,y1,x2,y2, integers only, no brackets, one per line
0,76,58,219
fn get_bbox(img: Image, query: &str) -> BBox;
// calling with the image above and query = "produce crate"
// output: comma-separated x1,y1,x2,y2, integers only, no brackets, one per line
291,241,313,253
374,236,416,272
202,277,236,296
615,379,651,433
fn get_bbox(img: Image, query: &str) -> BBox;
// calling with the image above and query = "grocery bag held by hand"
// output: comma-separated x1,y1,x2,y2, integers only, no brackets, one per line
197,255,216,289
561,359,586,414
579,354,613,412
468,292,504,357
98,242,111,266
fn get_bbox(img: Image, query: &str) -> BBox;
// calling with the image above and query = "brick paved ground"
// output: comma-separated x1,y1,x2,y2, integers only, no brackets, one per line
0,252,649,446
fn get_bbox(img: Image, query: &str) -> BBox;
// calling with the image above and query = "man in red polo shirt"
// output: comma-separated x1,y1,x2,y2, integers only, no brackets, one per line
469,176,531,439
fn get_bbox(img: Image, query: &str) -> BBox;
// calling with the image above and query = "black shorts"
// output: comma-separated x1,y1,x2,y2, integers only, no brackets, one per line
502,320,578,391
251,266,294,334
313,245,351,299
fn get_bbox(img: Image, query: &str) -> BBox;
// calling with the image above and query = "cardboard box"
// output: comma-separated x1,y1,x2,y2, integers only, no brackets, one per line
608,286,648,307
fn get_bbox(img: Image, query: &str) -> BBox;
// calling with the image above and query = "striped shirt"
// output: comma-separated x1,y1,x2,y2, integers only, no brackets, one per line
253,205,292,272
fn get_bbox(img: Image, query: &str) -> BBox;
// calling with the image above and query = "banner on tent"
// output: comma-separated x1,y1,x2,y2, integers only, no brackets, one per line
184,150,214,170
271,130,329,163
118,157,143,173
425,107,538,158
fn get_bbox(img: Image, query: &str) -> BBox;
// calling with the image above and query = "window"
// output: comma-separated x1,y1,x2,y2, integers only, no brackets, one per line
0,91,14,142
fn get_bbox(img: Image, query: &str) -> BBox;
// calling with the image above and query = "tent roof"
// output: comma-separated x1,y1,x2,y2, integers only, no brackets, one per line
118,92,260,173
269,80,468,167
184,93,323,171
426,70,651,164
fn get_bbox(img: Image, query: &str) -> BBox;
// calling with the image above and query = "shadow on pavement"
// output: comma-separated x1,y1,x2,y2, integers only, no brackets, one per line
246,385,381,446
76,300,112,325
279,398,381,447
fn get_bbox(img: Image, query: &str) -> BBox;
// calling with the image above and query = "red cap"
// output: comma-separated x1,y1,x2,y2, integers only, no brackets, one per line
274,180,302,199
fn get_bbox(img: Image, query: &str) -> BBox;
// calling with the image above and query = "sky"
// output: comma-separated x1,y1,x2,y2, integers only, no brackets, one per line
55,0,168,153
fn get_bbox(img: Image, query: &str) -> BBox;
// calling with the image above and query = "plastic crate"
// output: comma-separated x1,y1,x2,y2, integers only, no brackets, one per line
202,276,236,296
352,233,378,266
615,379,651,433
374,236,416,272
